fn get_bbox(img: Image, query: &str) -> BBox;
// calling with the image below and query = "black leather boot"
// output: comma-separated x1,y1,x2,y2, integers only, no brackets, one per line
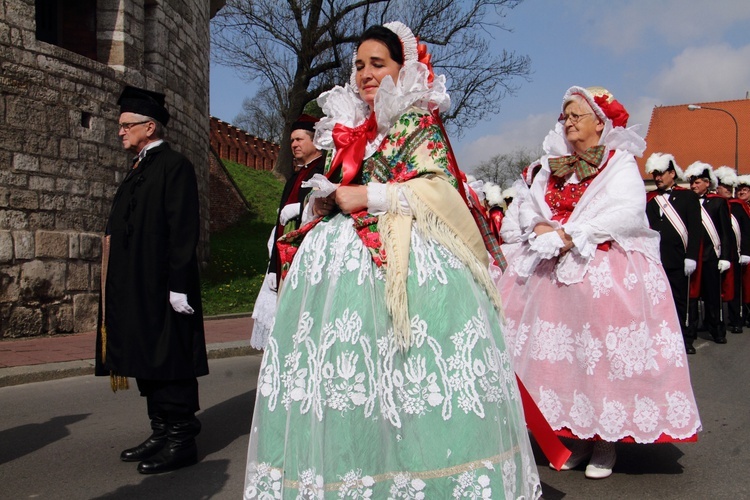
137,415,201,474
120,414,167,462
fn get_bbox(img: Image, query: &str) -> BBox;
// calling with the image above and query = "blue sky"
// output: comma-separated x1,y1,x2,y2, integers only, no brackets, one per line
209,0,750,171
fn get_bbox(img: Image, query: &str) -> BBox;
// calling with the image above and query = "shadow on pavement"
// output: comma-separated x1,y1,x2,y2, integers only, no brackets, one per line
0,413,89,465
91,459,230,500
197,388,257,458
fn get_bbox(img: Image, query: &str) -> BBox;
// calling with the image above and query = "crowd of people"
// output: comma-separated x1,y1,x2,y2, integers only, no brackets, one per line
97,19,717,500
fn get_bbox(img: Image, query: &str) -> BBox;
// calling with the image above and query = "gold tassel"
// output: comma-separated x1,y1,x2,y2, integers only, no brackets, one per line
109,371,129,392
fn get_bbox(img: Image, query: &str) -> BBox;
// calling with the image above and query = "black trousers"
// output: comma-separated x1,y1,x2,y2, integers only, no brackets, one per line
691,259,725,339
727,264,744,328
136,378,200,419
665,267,694,346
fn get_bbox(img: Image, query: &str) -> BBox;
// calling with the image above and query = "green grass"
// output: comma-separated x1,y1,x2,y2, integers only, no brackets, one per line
200,161,283,316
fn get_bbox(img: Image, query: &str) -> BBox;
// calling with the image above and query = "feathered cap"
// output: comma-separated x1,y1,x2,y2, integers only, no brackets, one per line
484,183,503,208
502,186,517,201
562,86,629,128
645,152,685,180
714,166,738,188
736,175,750,189
684,161,718,189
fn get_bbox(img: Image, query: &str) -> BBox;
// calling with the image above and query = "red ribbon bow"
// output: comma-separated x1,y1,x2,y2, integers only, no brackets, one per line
329,112,378,185
416,39,435,84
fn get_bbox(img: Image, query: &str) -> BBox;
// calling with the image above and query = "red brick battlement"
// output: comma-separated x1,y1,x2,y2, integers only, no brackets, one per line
210,117,279,170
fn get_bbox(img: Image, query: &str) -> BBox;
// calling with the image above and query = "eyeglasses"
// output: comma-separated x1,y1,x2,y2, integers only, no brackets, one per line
118,121,150,131
558,112,592,124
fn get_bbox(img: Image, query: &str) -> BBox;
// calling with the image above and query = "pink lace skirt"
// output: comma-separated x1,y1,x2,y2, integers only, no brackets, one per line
498,243,701,443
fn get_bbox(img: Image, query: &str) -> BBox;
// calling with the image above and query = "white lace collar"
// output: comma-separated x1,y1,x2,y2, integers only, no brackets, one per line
314,60,450,160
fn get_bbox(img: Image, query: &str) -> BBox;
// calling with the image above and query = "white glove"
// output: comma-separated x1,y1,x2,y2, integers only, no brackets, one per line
279,203,301,225
267,272,277,291
528,231,565,260
718,260,731,273
169,291,194,315
684,259,697,276
740,255,750,266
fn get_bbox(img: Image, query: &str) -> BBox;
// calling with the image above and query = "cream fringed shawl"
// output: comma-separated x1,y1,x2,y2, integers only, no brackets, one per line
381,175,504,349
364,110,502,349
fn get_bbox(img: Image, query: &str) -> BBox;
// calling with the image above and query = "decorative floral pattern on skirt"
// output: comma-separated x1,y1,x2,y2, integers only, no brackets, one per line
244,214,541,499
498,243,701,443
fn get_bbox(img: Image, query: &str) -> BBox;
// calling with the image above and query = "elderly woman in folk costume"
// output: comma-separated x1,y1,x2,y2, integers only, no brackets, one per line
497,86,701,479
243,22,542,499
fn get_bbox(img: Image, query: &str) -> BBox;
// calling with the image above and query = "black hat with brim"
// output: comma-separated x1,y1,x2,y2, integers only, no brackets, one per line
117,85,170,126
291,114,319,132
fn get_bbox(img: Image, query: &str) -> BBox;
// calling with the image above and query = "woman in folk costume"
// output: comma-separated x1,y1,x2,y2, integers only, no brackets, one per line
496,86,701,479
243,22,542,499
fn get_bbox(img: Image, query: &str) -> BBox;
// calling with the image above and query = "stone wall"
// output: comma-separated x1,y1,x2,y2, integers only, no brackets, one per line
0,0,224,338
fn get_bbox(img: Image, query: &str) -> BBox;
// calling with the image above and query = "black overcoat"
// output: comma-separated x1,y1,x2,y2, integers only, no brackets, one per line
95,142,208,380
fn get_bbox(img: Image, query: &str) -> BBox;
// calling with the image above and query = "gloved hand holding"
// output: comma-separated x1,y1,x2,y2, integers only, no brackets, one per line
684,259,697,276
740,255,750,266
529,230,566,260
279,203,301,225
169,291,194,315
718,260,731,273
267,272,277,292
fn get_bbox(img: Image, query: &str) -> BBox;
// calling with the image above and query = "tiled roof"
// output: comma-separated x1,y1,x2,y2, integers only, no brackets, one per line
637,98,750,177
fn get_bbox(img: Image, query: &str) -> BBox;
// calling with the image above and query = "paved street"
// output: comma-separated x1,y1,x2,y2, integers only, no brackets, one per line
1,332,749,499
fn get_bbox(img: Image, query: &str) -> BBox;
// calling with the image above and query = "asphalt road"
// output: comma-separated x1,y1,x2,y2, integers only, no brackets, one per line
1,333,749,499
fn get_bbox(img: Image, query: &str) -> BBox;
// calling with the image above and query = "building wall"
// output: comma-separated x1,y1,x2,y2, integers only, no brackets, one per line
0,0,223,338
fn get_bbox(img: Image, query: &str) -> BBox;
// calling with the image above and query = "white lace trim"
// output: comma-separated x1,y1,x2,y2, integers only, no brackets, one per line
315,36,450,162
250,273,278,350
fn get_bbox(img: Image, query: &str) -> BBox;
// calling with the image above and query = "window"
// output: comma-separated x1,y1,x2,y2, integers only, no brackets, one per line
35,0,97,60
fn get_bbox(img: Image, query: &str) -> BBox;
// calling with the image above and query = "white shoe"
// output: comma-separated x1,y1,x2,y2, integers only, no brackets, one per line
551,440,593,471
585,441,616,479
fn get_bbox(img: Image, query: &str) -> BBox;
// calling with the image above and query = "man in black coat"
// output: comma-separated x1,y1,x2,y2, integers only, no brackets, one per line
714,166,750,333
96,86,208,474
645,153,701,354
684,162,735,345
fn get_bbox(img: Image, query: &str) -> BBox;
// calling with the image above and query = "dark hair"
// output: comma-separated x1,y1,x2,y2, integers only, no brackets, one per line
357,25,404,65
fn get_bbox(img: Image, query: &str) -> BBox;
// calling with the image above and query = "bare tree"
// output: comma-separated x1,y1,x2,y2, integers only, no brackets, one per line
473,147,542,187
233,85,285,144
212,0,531,179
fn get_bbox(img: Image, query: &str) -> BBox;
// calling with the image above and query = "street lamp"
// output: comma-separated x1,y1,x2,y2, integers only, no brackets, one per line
687,104,740,174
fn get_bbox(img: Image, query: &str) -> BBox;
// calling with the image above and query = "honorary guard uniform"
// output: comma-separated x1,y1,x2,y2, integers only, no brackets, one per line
249,115,327,350
713,166,750,333
684,162,735,344
267,115,327,282
645,153,702,353
96,86,208,474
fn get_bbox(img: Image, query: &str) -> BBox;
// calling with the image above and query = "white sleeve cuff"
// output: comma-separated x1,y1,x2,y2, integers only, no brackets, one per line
368,183,411,216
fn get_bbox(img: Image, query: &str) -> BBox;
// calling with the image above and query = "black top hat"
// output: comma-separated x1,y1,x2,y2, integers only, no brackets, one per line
117,85,170,126
291,114,319,133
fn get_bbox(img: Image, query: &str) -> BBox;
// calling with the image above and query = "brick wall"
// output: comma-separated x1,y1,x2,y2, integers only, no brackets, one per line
210,117,279,171
208,117,280,233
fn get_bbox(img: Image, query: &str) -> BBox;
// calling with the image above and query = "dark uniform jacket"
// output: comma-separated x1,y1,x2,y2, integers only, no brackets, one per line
727,198,750,259
95,142,208,380
699,194,735,262
646,187,701,270
268,154,326,278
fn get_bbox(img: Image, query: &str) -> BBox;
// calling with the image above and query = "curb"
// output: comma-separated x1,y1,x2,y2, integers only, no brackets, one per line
0,340,262,389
